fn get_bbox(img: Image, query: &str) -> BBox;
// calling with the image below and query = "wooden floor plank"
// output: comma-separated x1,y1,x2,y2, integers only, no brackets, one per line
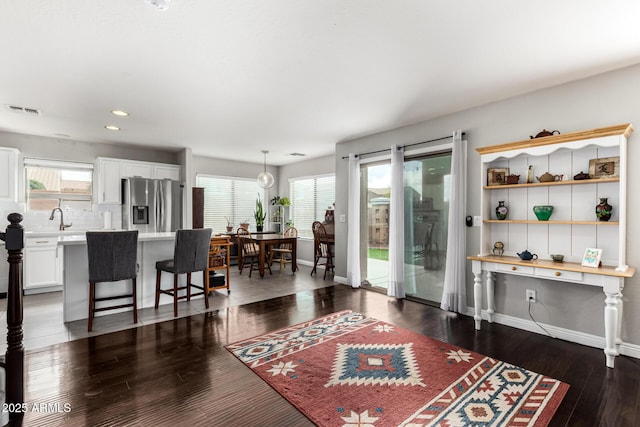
7,284,640,426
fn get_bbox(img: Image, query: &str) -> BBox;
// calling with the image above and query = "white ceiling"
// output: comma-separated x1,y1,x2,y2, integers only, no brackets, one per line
1,1,640,165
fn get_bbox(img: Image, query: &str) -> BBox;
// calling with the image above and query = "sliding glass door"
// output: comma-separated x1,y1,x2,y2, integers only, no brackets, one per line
361,152,451,303
403,153,451,302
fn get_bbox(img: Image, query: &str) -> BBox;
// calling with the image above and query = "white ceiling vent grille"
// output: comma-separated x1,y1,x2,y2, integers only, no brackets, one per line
289,152,306,157
7,105,41,116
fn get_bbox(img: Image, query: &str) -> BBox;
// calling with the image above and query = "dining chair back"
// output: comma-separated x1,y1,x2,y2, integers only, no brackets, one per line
268,226,298,272
311,222,334,279
237,228,271,277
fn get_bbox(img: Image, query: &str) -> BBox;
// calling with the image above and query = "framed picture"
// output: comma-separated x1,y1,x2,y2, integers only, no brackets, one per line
487,168,509,186
581,248,603,268
589,156,619,179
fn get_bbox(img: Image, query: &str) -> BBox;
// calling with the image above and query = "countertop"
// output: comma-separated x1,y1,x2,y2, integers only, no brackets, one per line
25,230,176,245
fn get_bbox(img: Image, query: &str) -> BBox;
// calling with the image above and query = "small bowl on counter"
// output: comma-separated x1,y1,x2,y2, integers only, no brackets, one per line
533,205,554,221
550,254,564,262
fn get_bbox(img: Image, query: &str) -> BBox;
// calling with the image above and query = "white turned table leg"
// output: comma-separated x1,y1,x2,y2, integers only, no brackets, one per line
472,260,482,330
603,290,620,368
486,271,495,323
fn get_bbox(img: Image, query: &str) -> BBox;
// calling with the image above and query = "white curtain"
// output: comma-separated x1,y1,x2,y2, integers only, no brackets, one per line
388,145,406,298
347,153,361,288
441,130,467,312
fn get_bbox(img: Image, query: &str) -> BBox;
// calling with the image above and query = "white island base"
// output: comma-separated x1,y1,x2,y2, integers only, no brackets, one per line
59,232,206,323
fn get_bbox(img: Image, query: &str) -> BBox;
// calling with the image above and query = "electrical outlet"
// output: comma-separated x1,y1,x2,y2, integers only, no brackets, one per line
526,289,536,303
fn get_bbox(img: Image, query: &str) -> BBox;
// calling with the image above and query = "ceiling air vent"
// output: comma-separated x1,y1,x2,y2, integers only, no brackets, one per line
289,152,306,157
7,105,41,115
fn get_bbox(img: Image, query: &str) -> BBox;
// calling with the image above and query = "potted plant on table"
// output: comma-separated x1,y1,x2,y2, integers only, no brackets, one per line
254,196,266,232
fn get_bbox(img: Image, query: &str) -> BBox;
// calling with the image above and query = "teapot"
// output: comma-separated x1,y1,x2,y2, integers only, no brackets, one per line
573,171,590,180
505,174,520,184
517,250,538,261
530,129,560,139
536,172,561,183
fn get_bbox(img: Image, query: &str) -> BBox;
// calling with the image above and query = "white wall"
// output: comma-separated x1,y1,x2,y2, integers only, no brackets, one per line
335,63,640,345
278,154,335,263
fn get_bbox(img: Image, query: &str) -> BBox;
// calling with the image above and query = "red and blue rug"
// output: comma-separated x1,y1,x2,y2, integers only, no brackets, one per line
226,310,568,426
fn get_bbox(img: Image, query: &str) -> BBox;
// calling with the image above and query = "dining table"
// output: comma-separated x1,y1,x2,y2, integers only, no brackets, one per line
240,233,298,278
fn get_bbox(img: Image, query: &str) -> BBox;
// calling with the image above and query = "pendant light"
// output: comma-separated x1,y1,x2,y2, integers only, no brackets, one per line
257,150,274,189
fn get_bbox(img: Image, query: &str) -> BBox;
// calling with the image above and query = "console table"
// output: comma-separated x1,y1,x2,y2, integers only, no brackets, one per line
469,255,635,368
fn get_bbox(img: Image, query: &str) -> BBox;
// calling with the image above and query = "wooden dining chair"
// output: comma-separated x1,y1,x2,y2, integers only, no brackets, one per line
237,228,271,278
311,221,334,279
268,226,298,272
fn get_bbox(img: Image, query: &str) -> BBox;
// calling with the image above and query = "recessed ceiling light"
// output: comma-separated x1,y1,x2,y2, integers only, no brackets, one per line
105,125,120,131
111,109,129,117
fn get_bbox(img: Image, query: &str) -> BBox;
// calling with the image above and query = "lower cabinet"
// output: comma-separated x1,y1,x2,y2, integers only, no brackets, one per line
0,245,7,294
25,237,63,293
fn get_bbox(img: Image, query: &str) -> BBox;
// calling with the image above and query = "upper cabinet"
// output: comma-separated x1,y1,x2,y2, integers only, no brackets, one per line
476,123,632,271
96,157,181,204
0,147,19,202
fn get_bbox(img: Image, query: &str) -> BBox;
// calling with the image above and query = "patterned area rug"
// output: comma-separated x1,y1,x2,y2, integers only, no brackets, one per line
226,310,569,426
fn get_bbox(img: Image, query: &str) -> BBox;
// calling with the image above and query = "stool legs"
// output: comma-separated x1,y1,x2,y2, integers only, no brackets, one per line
132,278,138,324
173,273,179,318
88,282,95,332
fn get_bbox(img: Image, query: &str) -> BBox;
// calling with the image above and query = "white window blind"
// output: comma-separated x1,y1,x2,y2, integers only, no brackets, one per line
290,175,335,238
195,174,265,233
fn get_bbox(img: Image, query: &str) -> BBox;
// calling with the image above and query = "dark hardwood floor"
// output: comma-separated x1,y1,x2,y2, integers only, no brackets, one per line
9,284,640,426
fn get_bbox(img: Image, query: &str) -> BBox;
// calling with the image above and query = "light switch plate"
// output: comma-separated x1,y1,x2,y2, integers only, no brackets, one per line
339,214,346,223
473,216,482,227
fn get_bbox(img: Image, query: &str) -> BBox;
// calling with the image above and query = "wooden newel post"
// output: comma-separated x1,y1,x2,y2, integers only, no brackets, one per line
1,213,24,422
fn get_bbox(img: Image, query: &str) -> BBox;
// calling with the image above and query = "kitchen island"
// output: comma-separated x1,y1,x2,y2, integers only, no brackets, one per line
55,231,198,322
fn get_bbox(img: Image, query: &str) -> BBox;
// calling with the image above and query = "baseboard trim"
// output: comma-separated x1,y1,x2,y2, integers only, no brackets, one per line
465,306,640,361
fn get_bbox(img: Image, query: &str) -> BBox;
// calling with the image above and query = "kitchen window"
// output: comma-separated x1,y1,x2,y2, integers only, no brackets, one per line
25,158,93,211
289,174,335,238
195,174,265,232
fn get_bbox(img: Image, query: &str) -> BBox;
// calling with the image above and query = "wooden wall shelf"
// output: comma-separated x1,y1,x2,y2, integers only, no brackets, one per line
483,177,619,190
484,219,619,225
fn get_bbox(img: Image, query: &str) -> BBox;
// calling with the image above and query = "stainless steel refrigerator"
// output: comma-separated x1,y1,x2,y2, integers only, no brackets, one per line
122,177,183,232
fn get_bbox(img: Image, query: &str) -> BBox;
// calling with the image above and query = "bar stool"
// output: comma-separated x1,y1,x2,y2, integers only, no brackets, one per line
86,230,139,332
155,228,212,317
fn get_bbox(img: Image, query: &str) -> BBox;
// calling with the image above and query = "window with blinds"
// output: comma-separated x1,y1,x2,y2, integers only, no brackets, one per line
25,158,94,211
195,174,265,233
289,174,335,238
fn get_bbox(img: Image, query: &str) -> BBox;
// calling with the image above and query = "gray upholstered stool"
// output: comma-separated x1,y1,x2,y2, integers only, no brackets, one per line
155,228,212,317
86,230,139,332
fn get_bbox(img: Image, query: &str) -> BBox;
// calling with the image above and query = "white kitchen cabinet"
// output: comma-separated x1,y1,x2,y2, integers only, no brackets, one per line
153,165,181,180
24,237,64,292
0,244,7,294
122,162,153,179
96,157,181,204
97,158,122,204
0,147,19,202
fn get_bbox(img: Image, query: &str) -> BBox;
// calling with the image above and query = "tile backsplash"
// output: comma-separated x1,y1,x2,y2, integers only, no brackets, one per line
0,202,122,232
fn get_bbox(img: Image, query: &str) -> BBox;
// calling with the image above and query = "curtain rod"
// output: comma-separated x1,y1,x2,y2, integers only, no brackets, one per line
341,132,465,159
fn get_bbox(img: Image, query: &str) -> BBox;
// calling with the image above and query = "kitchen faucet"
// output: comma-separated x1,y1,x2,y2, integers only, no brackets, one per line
49,207,72,231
